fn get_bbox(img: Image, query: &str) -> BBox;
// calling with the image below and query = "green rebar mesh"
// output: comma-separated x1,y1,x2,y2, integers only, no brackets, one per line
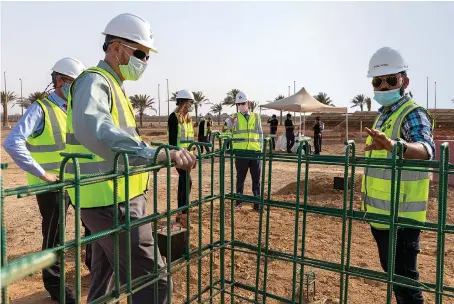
0,137,453,304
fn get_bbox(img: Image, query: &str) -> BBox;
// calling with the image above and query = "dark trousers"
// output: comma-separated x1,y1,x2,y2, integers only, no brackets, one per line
371,227,424,304
286,132,295,153
198,136,210,153
314,133,321,154
177,168,192,213
36,191,92,295
235,158,261,209
270,131,277,150
81,195,170,303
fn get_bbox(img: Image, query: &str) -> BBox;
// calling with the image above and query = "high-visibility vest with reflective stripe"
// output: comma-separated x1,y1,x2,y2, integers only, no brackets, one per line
25,98,66,185
201,120,209,136
232,112,261,151
65,67,149,208
361,100,433,229
166,114,194,149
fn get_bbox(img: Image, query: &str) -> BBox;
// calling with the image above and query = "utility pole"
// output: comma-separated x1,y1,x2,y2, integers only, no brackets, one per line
166,79,170,117
288,85,290,97
19,78,23,116
434,81,437,109
158,83,161,124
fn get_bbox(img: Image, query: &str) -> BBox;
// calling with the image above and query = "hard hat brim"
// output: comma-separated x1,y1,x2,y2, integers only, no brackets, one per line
102,32,158,53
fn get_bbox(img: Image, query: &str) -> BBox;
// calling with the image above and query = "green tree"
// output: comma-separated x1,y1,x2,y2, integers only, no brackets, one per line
129,94,156,127
1,90,18,126
192,91,209,119
18,91,49,110
313,92,334,106
250,101,260,112
222,89,240,107
170,91,178,101
365,96,372,111
351,94,367,111
210,102,223,125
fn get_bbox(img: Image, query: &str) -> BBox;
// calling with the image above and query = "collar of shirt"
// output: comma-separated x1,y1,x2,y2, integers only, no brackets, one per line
47,92,68,112
378,93,411,115
97,60,124,89
240,111,250,118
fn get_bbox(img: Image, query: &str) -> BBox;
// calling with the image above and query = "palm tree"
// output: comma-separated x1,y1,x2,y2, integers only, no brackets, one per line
351,94,367,111
18,91,49,110
365,97,372,111
249,101,260,112
129,94,156,127
1,90,18,126
210,102,223,125
192,91,209,119
222,89,240,107
313,92,334,106
170,91,178,102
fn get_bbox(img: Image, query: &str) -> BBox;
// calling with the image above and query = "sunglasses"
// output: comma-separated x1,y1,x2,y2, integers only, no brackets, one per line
121,43,150,62
372,75,399,88
236,102,246,105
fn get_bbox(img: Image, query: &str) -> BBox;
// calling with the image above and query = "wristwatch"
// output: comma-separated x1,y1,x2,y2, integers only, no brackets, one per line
394,138,408,154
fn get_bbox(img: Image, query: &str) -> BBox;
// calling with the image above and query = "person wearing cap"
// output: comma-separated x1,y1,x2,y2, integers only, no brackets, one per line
3,57,88,303
197,112,211,153
361,47,434,304
284,113,295,153
266,114,279,149
228,91,263,210
167,89,195,228
65,13,196,303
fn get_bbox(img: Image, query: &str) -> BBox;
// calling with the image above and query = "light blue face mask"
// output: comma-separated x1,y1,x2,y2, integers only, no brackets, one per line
373,88,402,106
62,82,71,100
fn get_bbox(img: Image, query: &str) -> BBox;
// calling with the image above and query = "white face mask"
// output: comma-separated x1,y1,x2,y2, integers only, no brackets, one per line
238,103,249,113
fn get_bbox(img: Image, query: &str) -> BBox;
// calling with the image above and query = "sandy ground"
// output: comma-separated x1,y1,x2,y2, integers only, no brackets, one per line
1,128,453,304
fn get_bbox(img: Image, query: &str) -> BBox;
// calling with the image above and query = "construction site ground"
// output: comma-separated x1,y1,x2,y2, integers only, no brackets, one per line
1,126,453,304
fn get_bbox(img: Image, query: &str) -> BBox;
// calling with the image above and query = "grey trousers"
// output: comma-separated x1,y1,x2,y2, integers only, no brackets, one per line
81,195,171,303
235,158,262,207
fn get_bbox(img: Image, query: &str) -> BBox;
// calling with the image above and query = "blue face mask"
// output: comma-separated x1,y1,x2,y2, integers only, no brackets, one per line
62,82,71,100
373,88,402,106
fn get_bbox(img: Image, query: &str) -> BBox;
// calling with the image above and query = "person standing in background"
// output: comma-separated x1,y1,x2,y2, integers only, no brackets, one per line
312,116,322,154
197,113,211,153
267,114,279,149
285,113,295,153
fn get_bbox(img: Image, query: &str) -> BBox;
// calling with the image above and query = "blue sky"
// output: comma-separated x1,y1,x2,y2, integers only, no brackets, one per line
1,1,454,116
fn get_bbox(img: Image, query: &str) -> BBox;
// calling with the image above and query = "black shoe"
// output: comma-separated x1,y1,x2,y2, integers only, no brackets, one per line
253,204,260,211
49,287,76,304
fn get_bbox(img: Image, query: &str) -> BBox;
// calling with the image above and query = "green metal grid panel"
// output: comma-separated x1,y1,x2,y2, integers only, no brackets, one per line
1,134,453,303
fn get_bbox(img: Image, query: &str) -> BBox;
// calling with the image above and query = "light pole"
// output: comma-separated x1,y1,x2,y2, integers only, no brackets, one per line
19,78,23,116
3,71,8,127
166,79,170,117
158,83,161,124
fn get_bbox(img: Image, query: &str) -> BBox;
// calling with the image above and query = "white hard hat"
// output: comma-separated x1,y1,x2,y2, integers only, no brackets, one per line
51,57,85,79
102,13,157,53
367,47,409,78
176,89,194,100
235,91,248,104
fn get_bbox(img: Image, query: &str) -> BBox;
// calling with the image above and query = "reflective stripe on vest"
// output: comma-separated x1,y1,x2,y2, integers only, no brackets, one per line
232,112,261,151
361,100,433,229
179,120,194,149
65,66,149,208
25,98,67,185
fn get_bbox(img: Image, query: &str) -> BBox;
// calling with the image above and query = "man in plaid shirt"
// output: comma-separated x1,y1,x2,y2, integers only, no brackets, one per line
362,47,434,304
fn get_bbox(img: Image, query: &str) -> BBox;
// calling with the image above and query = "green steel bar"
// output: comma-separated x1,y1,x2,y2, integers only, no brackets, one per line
0,250,57,288
229,137,235,304
338,141,352,303
253,140,268,303
290,140,304,303
219,138,229,304
343,140,357,303
262,138,274,303
1,163,8,304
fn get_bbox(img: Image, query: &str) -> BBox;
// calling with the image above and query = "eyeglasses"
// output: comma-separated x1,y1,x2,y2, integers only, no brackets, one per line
121,43,150,62
236,102,246,105
372,75,399,88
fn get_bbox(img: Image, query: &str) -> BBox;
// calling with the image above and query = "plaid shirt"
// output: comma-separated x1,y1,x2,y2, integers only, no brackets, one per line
375,94,435,160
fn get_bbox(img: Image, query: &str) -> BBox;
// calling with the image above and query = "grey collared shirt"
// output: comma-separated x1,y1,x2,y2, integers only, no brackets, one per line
70,60,156,166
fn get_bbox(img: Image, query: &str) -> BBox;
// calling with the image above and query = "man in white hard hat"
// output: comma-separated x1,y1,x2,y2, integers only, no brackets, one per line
228,91,263,211
65,13,196,303
167,89,195,227
4,57,88,303
361,47,434,304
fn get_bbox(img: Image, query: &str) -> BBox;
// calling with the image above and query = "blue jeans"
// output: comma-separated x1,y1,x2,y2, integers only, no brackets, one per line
371,227,424,304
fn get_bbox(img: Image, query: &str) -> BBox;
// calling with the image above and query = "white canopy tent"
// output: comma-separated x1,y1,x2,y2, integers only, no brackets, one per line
260,87,349,138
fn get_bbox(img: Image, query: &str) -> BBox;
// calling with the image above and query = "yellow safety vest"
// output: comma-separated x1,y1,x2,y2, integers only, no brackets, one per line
25,98,67,185
65,67,149,208
232,112,261,151
167,113,194,149
361,100,433,229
